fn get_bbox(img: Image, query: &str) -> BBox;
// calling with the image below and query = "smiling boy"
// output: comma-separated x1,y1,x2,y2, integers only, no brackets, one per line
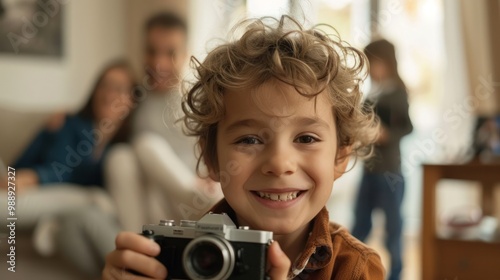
212,82,347,264
103,16,384,280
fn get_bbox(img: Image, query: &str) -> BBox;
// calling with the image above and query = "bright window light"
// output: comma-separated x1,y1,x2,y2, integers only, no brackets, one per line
247,0,290,18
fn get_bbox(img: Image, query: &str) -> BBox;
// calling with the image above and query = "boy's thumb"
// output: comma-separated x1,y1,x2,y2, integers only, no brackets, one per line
267,241,291,280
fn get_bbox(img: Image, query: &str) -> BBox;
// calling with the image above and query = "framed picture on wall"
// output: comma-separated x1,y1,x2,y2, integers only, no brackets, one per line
0,0,63,57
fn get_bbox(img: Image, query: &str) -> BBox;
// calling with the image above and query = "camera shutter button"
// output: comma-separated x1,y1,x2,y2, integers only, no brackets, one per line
159,219,175,226
238,226,250,230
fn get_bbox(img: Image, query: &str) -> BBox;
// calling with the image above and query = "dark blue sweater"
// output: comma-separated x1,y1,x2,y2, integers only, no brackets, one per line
14,115,106,187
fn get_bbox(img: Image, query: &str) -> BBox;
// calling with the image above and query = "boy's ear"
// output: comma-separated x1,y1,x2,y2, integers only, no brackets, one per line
200,140,220,182
208,166,220,182
334,146,351,180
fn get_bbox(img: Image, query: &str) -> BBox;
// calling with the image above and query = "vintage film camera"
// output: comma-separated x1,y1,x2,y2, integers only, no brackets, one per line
142,212,273,280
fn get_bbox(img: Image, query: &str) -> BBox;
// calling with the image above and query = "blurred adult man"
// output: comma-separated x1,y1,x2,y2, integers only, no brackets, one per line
107,12,222,232
132,13,195,169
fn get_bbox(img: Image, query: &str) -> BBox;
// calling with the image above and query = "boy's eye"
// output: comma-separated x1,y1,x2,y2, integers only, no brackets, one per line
295,135,319,144
235,136,262,145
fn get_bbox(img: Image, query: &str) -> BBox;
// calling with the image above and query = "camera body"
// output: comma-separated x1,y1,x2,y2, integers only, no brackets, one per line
142,213,273,280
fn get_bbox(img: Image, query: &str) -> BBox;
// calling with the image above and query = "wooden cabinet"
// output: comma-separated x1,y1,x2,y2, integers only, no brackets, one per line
422,164,500,280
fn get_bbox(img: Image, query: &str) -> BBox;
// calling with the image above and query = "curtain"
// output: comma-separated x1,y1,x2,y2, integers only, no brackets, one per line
460,0,500,116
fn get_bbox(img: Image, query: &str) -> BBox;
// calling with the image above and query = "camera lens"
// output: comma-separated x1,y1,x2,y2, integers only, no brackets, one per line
183,235,235,280
191,242,224,277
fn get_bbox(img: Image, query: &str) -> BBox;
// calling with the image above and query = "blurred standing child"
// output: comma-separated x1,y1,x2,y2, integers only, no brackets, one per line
351,39,413,280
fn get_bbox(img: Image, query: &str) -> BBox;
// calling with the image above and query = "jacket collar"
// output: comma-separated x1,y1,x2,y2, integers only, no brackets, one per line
209,200,333,279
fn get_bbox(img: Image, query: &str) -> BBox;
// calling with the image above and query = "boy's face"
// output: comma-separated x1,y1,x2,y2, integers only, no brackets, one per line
212,81,348,235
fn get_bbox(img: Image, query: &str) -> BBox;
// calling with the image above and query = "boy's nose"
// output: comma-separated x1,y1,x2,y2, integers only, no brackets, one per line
260,145,297,176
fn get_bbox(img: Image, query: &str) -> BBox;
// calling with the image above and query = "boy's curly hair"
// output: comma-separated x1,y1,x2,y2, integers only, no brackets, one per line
182,15,379,174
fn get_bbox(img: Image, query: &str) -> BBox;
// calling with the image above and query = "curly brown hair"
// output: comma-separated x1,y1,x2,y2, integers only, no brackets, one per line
182,15,379,174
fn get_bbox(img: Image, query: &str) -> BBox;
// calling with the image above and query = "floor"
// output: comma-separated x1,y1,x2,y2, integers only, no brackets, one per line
365,213,421,280
0,230,88,280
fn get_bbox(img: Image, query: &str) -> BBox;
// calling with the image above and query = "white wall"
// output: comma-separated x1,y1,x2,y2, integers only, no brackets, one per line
187,0,246,64
0,0,127,112
188,0,224,65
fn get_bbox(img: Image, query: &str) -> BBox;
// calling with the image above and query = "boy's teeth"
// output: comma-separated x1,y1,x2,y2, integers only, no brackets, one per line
257,191,300,201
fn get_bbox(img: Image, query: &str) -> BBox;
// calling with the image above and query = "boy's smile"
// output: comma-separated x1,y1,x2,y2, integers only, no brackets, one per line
212,80,348,236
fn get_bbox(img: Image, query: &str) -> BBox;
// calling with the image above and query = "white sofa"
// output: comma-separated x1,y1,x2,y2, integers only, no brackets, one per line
0,105,52,166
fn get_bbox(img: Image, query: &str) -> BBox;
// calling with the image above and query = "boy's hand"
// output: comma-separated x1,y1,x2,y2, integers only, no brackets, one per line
267,241,291,280
102,232,167,280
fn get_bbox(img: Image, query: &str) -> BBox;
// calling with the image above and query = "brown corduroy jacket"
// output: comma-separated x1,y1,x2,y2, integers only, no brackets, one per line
211,200,385,280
